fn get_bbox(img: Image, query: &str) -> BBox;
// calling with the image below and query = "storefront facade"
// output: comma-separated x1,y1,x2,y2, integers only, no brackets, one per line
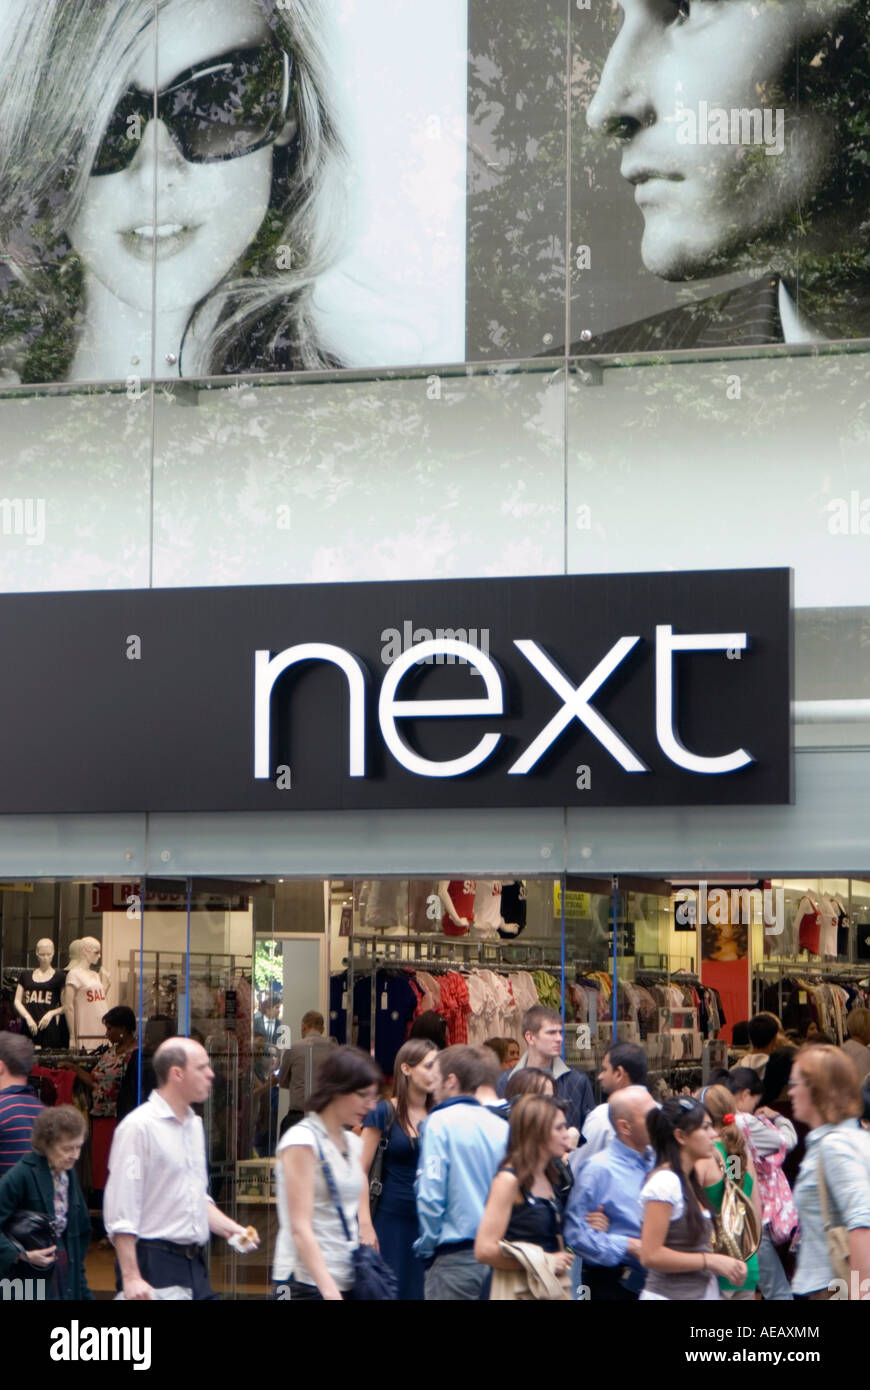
1,0,869,1303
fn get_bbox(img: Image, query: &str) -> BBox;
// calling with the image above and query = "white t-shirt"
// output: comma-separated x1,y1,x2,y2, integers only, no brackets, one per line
638,1168,717,1302
818,896,839,958
66,967,110,1048
639,1167,715,1226
273,1115,364,1290
473,880,503,933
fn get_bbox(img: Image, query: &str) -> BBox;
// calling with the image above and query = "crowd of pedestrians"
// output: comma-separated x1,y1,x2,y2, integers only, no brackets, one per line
1,1005,870,1302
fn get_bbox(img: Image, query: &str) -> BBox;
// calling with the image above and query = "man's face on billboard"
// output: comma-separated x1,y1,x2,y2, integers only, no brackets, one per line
586,0,858,280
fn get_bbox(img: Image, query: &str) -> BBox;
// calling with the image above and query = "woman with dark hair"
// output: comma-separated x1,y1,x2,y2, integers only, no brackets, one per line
475,1095,574,1297
639,1097,746,1301
0,0,347,384
0,1106,92,1300
357,1039,438,1300
790,1045,870,1299
273,1044,380,1300
697,1085,761,1301
408,1011,448,1049
58,1005,144,1190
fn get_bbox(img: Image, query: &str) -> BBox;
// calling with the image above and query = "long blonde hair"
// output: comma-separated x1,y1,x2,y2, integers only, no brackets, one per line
0,0,347,381
702,1084,749,1171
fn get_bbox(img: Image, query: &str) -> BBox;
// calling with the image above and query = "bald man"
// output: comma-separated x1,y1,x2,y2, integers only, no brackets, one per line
104,1037,258,1300
565,1086,656,1301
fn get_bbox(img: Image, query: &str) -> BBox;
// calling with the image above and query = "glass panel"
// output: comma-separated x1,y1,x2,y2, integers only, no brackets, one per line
560,875,613,1074
794,609,870,750
152,366,564,585
466,0,569,358
571,6,869,351
336,875,562,1072
567,351,870,607
151,0,467,377
1,8,157,389
150,1,567,376
0,386,152,591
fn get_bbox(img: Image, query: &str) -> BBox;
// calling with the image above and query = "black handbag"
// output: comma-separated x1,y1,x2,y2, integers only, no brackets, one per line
368,1103,396,1219
4,1209,57,1263
315,1137,398,1301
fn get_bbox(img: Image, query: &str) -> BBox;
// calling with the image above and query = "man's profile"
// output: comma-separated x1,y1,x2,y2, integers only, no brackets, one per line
577,0,870,350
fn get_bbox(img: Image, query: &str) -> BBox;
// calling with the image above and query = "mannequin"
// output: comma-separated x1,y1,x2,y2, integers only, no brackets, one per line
63,937,111,1051
437,880,474,937
470,880,504,940
14,939,69,1049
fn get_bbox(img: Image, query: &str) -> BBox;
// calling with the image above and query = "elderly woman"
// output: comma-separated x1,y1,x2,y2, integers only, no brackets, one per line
790,1045,870,1300
0,1105,92,1300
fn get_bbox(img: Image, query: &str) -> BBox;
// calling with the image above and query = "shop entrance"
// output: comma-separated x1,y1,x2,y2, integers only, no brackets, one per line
1,871,867,1300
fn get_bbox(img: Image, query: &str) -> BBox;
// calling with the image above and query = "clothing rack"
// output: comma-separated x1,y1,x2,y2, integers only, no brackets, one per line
753,960,870,1015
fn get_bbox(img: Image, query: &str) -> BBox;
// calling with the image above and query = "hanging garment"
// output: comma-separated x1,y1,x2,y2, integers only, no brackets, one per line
796,895,822,954
498,881,527,940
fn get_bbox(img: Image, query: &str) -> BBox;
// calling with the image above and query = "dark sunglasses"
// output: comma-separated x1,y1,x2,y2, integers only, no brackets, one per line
92,44,292,176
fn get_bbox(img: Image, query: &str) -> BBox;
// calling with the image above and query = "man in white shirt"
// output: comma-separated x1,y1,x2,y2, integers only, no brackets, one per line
104,1037,258,1300
575,1043,649,1167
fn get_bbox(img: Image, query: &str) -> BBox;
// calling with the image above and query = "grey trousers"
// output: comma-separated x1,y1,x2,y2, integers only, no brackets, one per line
424,1248,487,1301
756,1228,794,1301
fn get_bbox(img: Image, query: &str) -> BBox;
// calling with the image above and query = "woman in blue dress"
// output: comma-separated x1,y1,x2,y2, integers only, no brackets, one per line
358,1039,438,1300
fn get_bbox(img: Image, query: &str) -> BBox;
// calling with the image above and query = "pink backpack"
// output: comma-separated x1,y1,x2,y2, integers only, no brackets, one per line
742,1114,799,1246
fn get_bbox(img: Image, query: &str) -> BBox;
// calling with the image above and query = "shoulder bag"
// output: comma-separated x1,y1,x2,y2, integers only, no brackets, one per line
741,1114,799,1246
816,1145,850,1283
713,1152,762,1261
315,1135,398,1301
368,1102,396,1219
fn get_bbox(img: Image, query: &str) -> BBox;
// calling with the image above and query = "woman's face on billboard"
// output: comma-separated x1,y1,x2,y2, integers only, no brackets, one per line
587,0,855,279
67,0,276,314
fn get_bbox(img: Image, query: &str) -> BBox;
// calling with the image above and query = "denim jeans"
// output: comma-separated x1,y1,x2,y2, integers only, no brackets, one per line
424,1249,487,1301
757,1229,794,1301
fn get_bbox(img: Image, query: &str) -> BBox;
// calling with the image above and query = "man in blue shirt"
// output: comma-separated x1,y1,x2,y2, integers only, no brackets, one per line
415,1045,508,1300
498,1005,594,1134
564,1086,656,1300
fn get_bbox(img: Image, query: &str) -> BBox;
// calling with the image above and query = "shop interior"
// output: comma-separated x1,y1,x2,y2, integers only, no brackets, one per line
1,872,868,1299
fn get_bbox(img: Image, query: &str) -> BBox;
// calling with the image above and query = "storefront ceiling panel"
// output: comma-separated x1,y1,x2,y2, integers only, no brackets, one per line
141,808,565,878
566,749,870,875
0,816,147,879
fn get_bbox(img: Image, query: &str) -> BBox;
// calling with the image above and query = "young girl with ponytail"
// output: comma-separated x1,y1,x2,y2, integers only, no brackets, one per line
639,1096,746,1301
697,1084,761,1301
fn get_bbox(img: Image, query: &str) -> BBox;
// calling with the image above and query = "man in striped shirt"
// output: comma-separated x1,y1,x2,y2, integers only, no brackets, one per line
0,1034,44,1176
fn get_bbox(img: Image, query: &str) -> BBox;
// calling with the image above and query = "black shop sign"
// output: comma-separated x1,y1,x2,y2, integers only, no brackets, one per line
0,570,791,812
